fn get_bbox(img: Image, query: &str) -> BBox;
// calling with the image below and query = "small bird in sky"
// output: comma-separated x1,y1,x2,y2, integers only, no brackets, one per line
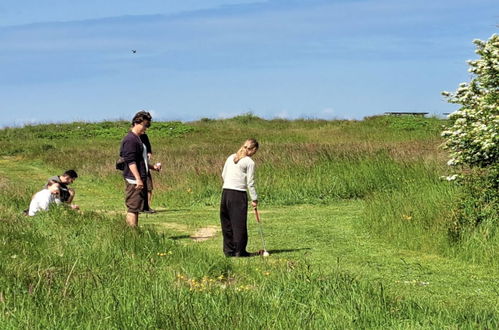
131,50,137,54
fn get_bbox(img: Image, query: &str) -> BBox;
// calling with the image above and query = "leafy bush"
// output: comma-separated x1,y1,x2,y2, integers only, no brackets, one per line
0,121,195,156
147,121,195,138
448,165,499,240
0,121,194,141
442,34,499,237
228,112,265,125
442,34,499,168
365,115,440,132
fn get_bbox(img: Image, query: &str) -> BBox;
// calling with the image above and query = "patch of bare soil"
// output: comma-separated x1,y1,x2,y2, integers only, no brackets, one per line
190,226,219,242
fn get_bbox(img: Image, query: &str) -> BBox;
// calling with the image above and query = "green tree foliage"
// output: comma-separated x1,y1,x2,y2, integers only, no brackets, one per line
442,34,499,169
442,34,499,236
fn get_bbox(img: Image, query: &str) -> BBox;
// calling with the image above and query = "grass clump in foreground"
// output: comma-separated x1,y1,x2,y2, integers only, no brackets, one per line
1,207,497,329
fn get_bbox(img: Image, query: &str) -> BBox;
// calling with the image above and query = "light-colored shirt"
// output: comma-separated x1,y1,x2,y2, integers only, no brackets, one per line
222,154,258,201
28,189,61,216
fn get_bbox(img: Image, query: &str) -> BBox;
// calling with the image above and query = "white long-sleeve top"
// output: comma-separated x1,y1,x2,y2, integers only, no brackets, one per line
222,154,258,201
28,189,61,216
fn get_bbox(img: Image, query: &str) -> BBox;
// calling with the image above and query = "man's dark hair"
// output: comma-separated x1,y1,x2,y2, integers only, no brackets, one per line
132,110,152,127
63,170,78,179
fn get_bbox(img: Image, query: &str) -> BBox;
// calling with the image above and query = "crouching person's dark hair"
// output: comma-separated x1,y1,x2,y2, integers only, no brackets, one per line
63,170,78,179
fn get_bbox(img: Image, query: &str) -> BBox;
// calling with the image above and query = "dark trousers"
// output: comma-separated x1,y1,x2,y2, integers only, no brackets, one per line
142,173,152,211
220,189,248,256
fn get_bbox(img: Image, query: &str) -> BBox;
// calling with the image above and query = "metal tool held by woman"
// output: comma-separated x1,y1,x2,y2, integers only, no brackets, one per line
254,208,269,257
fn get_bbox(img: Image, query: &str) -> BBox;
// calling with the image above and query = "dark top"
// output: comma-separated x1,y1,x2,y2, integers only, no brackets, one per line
140,134,152,154
45,176,70,202
120,131,147,180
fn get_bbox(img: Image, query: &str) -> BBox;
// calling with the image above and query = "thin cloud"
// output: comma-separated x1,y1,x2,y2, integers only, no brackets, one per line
0,0,495,125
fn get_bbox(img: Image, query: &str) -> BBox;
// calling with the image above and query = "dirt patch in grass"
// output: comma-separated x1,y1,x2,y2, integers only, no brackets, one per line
153,222,219,242
190,226,219,242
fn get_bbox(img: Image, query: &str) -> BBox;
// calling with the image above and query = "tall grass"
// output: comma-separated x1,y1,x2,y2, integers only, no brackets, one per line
1,205,496,328
0,116,445,202
0,115,468,238
360,175,457,252
0,117,485,233
2,115,499,327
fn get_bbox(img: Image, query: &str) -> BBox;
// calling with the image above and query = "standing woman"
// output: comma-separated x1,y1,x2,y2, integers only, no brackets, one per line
220,139,259,257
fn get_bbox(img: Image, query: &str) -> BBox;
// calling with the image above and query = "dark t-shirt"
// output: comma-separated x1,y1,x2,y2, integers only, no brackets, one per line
120,131,148,180
45,176,70,202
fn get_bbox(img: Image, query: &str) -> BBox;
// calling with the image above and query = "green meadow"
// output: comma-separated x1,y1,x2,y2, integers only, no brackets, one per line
1,114,498,328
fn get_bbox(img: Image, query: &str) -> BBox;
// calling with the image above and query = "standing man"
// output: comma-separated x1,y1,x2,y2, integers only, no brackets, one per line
120,111,161,227
46,170,79,210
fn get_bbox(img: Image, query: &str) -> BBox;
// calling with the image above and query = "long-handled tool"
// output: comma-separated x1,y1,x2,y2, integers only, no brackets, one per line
254,208,269,257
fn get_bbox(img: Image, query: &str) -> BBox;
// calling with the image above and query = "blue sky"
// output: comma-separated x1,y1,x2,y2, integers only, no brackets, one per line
0,0,497,127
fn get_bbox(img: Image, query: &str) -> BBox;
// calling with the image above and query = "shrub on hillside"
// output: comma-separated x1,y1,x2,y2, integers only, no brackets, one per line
448,165,499,236
363,115,442,133
442,34,499,236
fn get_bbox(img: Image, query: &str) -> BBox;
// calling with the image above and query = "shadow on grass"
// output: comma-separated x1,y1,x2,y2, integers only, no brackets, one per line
162,208,193,212
266,248,311,254
243,248,311,257
141,208,192,215
169,235,191,240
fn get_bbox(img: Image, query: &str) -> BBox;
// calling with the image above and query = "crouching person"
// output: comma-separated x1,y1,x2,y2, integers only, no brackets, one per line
46,169,79,210
28,180,62,216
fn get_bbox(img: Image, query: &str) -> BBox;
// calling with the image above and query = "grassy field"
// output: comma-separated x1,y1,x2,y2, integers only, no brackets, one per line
1,115,498,328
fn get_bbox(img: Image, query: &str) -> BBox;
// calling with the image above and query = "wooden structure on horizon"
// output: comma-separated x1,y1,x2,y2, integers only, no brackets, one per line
384,111,429,117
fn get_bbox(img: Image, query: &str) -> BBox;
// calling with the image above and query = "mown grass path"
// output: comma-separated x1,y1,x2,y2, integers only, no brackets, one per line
143,204,499,311
3,157,498,313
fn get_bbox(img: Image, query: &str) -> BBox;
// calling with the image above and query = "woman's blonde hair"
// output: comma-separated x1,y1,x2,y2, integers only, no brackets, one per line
234,138,259,163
